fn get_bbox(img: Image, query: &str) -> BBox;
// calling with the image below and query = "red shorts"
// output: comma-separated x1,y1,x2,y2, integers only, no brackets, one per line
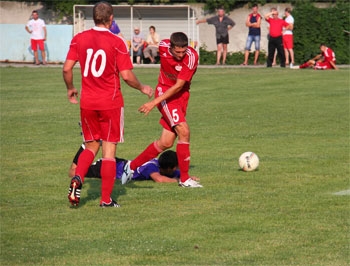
314,61,334,70
283,35,294,49
80,108,124,143
156,86,189,133
31,39,45,51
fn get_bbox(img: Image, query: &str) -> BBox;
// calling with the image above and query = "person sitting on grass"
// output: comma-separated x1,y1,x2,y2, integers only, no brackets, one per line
69,144,199,183
295,43,338,70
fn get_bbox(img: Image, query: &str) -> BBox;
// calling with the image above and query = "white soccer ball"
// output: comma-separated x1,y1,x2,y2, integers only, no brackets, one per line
239,152,259,172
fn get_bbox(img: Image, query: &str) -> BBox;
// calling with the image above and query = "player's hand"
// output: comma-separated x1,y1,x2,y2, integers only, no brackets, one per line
138,101,156,116
141,85,154,98
67,88,79,104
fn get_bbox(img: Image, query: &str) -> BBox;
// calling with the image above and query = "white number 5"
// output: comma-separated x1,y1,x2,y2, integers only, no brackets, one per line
172,109,179,122
83,48,106,77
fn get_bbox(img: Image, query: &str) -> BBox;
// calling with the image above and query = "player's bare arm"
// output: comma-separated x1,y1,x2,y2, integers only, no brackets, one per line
150,172,178,183
138,79,187,116
62,59,79,104
329,61,338,70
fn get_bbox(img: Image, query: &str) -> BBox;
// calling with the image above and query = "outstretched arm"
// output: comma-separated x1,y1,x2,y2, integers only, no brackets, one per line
138,79,186,116
196,19,207,25
150,172,178,183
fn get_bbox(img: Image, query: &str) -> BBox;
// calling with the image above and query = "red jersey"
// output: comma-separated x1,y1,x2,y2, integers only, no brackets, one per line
322,47,336,63
266,17,289,37
157,39,198,91
66,27,132,110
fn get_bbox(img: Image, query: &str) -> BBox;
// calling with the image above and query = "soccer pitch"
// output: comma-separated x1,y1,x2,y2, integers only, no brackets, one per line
1,66,349,265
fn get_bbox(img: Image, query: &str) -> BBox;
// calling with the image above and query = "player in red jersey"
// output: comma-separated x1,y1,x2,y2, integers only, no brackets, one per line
63,2,153,207
121,32,203,188
296,44,338,70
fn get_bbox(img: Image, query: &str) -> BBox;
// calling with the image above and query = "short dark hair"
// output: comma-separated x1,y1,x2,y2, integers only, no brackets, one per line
285,7,292,13
252,4,258,8
170,32,188,48
319,43,326,48
149,25,156,31
32,10,38,14
93,1,113,26
158,150,178,170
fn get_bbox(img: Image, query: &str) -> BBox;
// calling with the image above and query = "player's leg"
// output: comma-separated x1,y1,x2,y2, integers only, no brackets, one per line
253,35,260,65
283,36,289,65
267,40,274,67
216,42,223,65
222,44,228,65
31,39,40,65
100,141,118,206
38,40,46,64
68,143,85,178
242,35,252,65
276,37,286,67
68,109,100,206
99,108,123,207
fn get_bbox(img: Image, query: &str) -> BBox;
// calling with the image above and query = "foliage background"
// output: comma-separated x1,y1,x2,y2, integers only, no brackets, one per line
6,0,349,64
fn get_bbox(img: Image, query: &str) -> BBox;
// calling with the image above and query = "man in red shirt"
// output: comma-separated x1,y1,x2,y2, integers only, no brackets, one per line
265,8,292,67
296,44,338,70
63,2,153,207
121,32,203,188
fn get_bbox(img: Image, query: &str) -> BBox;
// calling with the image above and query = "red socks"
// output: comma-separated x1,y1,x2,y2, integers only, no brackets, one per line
130,141,162,170
299,62,309,69
177,142,190,182
101,158,116,203
75,148,95,183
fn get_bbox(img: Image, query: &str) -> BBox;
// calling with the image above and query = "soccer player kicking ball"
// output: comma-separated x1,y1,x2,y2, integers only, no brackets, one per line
63,2,153,207
121,32,203,188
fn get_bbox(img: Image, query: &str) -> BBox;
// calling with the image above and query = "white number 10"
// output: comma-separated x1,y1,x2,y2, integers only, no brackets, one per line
83,49,106,77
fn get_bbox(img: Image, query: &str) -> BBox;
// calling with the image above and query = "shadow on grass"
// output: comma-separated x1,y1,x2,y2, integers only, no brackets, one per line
74,178,128,207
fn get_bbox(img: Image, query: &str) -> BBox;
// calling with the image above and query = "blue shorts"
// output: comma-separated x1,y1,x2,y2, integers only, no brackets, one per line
245,35,260,51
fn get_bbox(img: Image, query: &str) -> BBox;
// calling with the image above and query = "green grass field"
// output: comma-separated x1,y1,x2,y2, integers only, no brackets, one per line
1,66,349,265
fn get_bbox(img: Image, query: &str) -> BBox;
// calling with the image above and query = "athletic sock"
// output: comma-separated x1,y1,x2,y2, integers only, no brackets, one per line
75,148,95,183
130,141,162,170
177,142,190,183
299,62,309,69
100,158,116,203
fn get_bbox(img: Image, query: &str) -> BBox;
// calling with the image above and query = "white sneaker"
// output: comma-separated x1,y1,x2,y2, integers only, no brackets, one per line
179,178,203,188
291,65,300,69
121,161,134,185
289,63,293,68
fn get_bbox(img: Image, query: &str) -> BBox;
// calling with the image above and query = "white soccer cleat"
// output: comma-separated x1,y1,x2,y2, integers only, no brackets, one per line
121,161,134,185
291,65,300,69
179,178,203,188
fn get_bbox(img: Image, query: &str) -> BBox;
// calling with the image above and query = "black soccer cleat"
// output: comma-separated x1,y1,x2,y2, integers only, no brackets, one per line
68,176,82,206
100,198,121,208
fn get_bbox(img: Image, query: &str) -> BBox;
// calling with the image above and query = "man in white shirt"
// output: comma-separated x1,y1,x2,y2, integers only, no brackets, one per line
283,7,294,68
25,10,47,65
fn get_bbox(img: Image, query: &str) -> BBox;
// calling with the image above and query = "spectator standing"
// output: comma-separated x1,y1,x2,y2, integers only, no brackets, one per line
242,4,261,65
196,7,235,65
283,7,295,68
131,26,145,64
264,8,292,67
143,26,160,64
121,32,203,188
25,10,47,65
63,2,153,207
